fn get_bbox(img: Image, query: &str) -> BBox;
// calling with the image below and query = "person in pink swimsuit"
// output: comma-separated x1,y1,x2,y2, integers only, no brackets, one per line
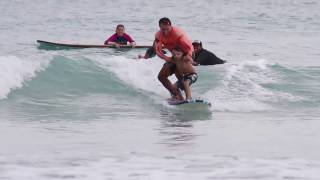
154,17,194,100
104,24,136,47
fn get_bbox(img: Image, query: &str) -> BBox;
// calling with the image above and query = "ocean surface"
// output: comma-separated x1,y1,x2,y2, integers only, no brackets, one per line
1,0,320,179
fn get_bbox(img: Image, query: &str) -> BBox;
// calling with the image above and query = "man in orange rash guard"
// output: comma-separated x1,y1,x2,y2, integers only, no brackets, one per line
154,17,194,100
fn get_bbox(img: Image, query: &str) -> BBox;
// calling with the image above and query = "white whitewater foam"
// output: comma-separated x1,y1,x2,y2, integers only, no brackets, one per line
0,55,48,100
88,56,303,111
88,55,177,99
206,59,303,112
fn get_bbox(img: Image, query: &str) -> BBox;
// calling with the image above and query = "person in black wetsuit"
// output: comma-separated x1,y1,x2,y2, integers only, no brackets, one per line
192,40,226,66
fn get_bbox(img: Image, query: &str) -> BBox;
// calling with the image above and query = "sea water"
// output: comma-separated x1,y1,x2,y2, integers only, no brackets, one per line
1,0,320,179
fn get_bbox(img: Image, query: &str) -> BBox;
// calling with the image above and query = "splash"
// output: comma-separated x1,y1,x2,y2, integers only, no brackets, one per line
0,55,48,99
88,55,175,99
206,59,303,112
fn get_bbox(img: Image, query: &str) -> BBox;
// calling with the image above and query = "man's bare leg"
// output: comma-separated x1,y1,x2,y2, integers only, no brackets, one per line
158,63,183,100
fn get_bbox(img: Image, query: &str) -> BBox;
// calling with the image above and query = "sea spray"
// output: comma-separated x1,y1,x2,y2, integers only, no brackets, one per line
0,55,48,99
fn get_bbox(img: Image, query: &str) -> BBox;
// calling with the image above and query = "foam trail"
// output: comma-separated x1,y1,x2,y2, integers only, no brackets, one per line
88,55,176,99
0,55,48,99
206,59,302,112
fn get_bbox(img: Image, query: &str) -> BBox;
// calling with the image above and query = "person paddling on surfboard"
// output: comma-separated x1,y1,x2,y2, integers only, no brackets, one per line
154,17,194,101
171,46,198,101
192,40,226,66
104,24,136,47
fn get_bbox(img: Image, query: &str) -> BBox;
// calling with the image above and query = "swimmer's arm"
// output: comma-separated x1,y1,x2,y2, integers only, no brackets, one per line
104,34,117,45
107,41,120,48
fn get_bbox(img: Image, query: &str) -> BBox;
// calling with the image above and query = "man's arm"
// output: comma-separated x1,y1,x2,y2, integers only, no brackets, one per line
177,35,193,57
155,39,171,61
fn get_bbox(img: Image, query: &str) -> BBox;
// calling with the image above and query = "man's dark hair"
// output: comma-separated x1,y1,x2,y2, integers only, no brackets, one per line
159,17,171,26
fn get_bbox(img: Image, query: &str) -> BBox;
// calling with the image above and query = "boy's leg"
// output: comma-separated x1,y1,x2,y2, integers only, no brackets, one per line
183,79,192,100
168,82,183,101
182,73,198,100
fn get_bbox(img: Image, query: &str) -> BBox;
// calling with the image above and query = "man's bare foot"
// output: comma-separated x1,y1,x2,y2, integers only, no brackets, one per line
167,95,184,101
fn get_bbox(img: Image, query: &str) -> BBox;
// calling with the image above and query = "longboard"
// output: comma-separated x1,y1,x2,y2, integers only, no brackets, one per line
37,40,153,50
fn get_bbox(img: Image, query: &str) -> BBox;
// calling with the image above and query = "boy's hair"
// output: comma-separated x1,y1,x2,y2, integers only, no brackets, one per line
116,24,125,29
159,17,171,26
173,46,182,52
173,46,187,56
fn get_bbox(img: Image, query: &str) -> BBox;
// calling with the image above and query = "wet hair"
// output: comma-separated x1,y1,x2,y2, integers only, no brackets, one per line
192,42,203,48
173,46,187,56
116,24,125,29
159,17,171,26
173,46,182,52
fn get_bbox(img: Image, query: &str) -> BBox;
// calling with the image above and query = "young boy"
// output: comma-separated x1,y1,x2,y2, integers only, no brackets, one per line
104,24,136,47
171,46,198,101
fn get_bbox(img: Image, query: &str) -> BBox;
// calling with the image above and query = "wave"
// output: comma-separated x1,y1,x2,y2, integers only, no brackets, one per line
205,59,314,112
87,55,171,98
1,54,319,113
0,55,48,100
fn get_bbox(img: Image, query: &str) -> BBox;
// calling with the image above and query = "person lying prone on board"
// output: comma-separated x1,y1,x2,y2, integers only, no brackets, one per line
104,24,136,47
192,40,226,66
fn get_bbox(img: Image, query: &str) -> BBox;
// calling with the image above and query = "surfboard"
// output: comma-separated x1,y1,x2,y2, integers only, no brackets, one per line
167,98,211,107
37,40,153,50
